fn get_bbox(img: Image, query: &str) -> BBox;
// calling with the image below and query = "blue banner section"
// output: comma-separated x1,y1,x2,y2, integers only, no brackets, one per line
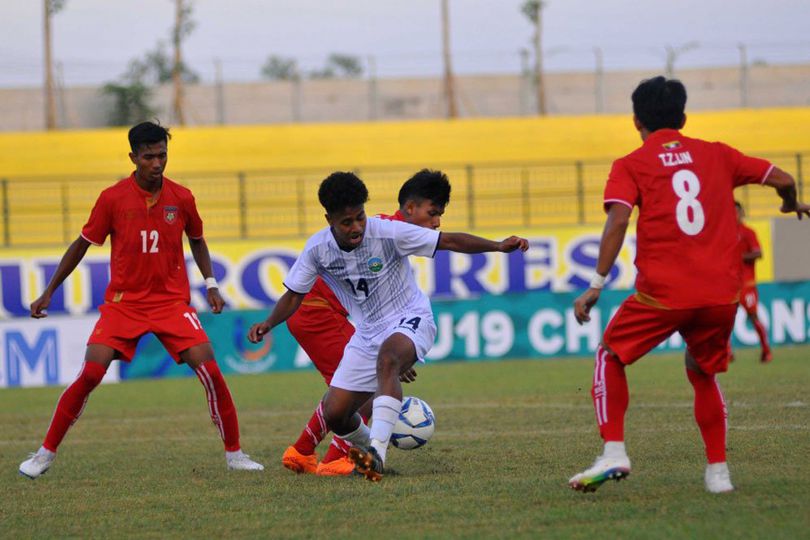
119,281,809,380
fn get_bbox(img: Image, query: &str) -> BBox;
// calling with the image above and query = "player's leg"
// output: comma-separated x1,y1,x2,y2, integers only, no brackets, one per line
322,332,382,478
680,304,737,493
569,296,681,492
742,287,771,363
349,314,434,481
157,303,262,471
318,397,372,475
19,344,116,479
180,343,262,471
285,310,354,474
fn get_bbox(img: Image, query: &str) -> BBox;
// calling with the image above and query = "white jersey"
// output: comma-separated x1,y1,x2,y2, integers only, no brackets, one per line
284,217,440,336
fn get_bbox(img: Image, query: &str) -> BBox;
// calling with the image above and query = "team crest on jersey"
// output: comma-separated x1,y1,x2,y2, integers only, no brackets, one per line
164,206,178,224
662,140,682,150
368,257,383,272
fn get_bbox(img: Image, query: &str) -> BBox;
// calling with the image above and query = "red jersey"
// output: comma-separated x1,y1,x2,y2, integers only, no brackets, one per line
604,129,772,309
290,210,405,326
81,173,204,305
738,222,761,286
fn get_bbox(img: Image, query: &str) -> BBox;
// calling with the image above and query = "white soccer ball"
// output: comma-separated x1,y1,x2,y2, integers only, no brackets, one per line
391,396,435,450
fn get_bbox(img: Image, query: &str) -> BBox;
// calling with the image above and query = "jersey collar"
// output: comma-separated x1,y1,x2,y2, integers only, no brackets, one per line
128,172,163,209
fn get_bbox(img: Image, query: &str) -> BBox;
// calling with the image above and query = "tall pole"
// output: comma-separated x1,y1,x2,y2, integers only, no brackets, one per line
368,55,378,121
214,58,225,125
519,48,530,116
441,0,458,118
43,0,57,130
172,0,186,125
738,43,749,108
594,46,604,114
532,2,546,115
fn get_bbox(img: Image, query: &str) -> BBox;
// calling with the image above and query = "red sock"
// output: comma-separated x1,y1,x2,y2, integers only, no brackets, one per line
752,318,770,353
686,368,727,463
293,402,328,456
322,436,352,463
195,360,240,452
592,345,629,442
43,362,107,452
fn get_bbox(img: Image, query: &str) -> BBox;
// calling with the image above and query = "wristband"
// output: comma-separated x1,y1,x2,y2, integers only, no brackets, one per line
589,273,607,290
204,277,219,290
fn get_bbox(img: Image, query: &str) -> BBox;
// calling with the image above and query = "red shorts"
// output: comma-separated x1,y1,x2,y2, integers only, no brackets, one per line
740,285,759,316
286,305,355,384
603,295,737,375
88,302,210,363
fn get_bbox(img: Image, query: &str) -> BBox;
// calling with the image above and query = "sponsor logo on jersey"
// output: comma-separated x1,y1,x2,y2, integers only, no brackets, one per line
164,206,178,224
662,140,682,150
368,257,383,272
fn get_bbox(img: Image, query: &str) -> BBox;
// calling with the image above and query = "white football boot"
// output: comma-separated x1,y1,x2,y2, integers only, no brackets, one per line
705,462,734,493
226,450,264,471
19,447,56,479
569,447,631,493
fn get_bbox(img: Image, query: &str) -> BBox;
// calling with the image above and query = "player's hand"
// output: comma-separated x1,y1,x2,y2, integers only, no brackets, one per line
574,288,601,325
207,288,225,314
248,321,272,343
781,201,810,220
498,236,529,253
30,293,51,319
399,367,417,383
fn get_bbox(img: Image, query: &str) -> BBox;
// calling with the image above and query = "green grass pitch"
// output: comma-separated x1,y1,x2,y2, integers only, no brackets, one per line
1,346,808,538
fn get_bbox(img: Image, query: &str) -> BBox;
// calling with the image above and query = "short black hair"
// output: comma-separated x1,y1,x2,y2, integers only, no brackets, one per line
735,200,744,216
318,172,369,215
398,169,452,208
631,76,687,132
128,121,171,152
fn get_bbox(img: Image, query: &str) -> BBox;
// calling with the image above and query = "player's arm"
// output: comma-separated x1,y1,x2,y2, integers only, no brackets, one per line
742,248,762,263
574,203,632,324
437,232,529,254
247,289,306,343
30,236,92,318
188,236,225,314
763,167,810,219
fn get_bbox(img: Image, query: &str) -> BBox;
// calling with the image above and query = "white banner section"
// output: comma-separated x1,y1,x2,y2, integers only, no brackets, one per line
0,315,119,388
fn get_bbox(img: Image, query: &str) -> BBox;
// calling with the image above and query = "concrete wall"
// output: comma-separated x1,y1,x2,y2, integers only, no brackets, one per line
772,218,810,282
3,64,810,132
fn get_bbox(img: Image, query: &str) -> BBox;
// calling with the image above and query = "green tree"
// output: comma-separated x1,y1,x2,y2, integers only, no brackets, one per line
310,54,364,79
260,55,299,80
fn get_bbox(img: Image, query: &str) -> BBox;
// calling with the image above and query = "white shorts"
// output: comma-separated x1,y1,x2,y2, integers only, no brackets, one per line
330,309,436,393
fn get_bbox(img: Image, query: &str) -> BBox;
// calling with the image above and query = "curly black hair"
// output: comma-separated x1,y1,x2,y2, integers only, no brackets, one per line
398,169,452,208
318,172,369,215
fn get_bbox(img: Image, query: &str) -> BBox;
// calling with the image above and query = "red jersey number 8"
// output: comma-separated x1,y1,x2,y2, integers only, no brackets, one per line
671,170,705,236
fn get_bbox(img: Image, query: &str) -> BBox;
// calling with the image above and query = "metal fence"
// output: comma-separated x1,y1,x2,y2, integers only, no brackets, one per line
1,152,805,248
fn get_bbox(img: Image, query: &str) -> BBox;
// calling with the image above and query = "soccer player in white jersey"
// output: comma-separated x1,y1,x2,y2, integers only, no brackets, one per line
248,172,529,481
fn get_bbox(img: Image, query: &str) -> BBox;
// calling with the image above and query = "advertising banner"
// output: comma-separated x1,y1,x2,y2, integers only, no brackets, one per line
0,315,120,388
119,281,808,380
0,220,773,318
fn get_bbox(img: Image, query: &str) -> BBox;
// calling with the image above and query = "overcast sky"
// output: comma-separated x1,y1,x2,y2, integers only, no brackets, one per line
1,0,808,87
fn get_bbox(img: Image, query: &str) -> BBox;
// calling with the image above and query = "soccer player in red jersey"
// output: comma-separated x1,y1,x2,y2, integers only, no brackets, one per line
19,122,263,479
735,201,772,363
568,77,809,494
281,169,451,476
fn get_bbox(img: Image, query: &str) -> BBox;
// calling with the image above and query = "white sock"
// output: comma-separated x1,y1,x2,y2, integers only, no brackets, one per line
38,446,56,458
225,449,244,459
338,420,371,448
369,395,402,464
603,441,627,458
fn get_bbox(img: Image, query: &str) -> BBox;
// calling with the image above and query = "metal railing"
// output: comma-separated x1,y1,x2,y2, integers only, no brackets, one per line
0,152,805,248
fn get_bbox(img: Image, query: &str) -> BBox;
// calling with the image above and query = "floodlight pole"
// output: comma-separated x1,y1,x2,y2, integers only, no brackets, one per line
441,0,458,119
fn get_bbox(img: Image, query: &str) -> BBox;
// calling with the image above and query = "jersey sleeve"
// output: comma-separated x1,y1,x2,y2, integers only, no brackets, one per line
283,243,320,295
603,158,639,212
744,226,761,252
719,143,773,187
184,192,204,239
81,190,113,246
392,220,440,258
